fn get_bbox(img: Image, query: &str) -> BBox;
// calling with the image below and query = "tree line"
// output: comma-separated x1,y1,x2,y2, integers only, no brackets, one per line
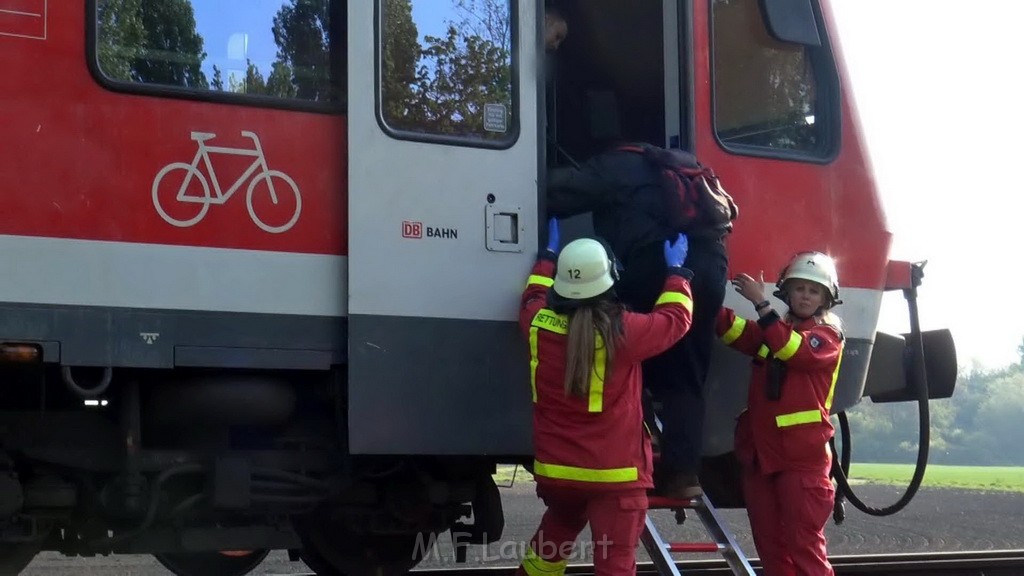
97,0,336,101
842,339,1024,466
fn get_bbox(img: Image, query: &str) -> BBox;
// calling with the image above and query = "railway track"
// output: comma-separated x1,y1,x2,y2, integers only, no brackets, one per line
410,550,1024,576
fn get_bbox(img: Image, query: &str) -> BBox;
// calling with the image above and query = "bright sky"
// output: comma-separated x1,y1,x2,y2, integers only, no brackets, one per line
830,0,1024,370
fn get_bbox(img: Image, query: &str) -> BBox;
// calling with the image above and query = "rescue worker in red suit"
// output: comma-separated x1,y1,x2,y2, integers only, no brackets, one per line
716,252,845,576
516,219,694,576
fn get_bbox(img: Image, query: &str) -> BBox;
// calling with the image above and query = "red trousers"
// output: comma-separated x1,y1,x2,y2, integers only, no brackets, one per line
742,462,835,576
516,484,648,576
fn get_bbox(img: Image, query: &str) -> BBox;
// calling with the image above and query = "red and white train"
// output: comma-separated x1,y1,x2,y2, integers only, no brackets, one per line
0,1,952,574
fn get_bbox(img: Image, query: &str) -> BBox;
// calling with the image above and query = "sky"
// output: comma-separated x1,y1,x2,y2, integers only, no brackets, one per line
829,0,1024,370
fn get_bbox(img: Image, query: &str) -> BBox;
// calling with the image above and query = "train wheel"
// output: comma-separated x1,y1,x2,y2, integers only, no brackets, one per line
153,549,270,576
297,517,432,576
0,542,41,575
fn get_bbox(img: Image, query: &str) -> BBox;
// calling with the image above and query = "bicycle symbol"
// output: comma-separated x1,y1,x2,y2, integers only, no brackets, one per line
152,131,302,233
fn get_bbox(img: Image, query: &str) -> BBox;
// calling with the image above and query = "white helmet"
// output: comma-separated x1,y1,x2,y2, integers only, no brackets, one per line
553,238,618,300
774,251,842,306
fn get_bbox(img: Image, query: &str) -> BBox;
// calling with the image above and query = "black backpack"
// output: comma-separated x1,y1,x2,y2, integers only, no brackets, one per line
619,144,739,236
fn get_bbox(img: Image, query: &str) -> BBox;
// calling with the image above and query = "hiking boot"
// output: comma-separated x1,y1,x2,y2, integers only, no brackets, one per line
657,471,703,500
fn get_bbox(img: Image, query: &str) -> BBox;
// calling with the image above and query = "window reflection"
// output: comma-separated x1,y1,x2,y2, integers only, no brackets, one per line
380,0,515,144
95,0,344,104
712,0,827,154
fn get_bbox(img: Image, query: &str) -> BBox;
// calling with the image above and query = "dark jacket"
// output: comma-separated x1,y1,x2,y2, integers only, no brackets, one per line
547,146,670,266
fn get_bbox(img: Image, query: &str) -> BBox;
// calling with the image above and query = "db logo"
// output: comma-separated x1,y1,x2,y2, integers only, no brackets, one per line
402,221,423,239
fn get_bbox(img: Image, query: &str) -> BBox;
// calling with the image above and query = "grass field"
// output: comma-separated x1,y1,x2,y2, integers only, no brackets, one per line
846,463,1024,493
494,464,1024,493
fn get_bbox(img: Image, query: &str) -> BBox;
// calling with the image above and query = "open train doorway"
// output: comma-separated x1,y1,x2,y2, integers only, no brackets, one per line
545,0,685,171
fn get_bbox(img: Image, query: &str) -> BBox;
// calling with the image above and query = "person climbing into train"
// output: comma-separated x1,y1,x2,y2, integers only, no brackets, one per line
516,218,694,576
717,251,845,576
546,142,733,500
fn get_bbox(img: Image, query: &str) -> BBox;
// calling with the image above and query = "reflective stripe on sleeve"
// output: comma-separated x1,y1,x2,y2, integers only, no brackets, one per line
521,544,568,576
655,291,693,312
721,317,747,345
527,274,554,288
824,341,844,411
757,345,769,358
529,326,539,403
533,460,639,483
775,409,823,427
773,332,803,361
589,334,606,413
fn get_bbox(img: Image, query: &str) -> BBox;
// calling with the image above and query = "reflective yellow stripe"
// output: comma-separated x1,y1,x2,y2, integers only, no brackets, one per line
533,460,638,483
721,317,747,345
527,274,554,288
532,309,568,334
521,545,568,576
655,291,693,312
825,341,844,411
774,332,803,361
776,409,823,427
757,345,769,358
529,326,539,403
589,334,606,412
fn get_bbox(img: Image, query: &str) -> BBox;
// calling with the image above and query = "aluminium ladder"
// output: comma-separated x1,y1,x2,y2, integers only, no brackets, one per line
641,413,755,575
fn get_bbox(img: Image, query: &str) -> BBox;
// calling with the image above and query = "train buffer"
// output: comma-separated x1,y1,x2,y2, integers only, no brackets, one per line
642,493,755,575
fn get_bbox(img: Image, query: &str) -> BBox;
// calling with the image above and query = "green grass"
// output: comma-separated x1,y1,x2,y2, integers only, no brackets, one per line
847,463,1024,493
491,463,1024,492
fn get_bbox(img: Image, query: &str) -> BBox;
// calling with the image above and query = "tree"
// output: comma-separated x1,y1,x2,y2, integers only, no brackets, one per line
381,0,423,124
270,0,335,101
211,65,225,91
95,0,208,88
96,0,145,82
380,0,512,138
450,0,510,51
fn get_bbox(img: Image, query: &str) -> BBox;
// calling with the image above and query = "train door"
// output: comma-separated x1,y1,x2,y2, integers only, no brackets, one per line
547,0,685,231
346,2,541,454
550,1,675,158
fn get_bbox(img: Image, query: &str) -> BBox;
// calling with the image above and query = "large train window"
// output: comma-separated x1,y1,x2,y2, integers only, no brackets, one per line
377,0,517,147
711,0,838,159
93,0,346,110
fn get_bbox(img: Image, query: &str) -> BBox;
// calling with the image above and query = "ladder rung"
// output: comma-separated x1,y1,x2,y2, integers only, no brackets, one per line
666,542,725,553
648,496,698,509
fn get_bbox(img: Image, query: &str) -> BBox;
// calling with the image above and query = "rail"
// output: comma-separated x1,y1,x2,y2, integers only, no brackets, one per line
405,550,1024,576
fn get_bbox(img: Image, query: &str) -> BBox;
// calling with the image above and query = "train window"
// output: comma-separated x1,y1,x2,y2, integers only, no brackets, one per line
378,0,517,147
94,0,346,108
711,0,837,158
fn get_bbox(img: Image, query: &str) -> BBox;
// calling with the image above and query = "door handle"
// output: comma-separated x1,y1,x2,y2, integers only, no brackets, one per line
485,205,524,253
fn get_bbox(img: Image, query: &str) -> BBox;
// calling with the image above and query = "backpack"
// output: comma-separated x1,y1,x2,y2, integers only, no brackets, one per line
619,144,739,236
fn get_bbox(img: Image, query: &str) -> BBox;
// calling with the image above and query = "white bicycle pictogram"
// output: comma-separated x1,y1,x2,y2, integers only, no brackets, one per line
152,131,302,233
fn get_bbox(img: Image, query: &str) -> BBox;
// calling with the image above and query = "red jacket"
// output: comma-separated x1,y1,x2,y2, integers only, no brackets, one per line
519,256,693,491
716,308,844,475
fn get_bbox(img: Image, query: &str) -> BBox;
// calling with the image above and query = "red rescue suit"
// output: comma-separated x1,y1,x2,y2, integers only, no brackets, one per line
717,308,844,576
516,256,693,576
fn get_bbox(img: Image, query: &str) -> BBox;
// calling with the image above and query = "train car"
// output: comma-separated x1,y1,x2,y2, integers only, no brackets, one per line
0,1,953,574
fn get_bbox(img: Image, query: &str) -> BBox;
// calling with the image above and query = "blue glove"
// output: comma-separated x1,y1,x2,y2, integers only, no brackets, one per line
663,233,689,268
546,217,560,254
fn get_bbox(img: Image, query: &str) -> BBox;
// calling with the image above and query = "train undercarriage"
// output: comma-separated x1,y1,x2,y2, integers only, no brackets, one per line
0,363,504,576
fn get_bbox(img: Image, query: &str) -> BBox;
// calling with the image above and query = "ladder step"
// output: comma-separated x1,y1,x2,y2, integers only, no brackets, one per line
666,542,725,553
648,496,698,510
